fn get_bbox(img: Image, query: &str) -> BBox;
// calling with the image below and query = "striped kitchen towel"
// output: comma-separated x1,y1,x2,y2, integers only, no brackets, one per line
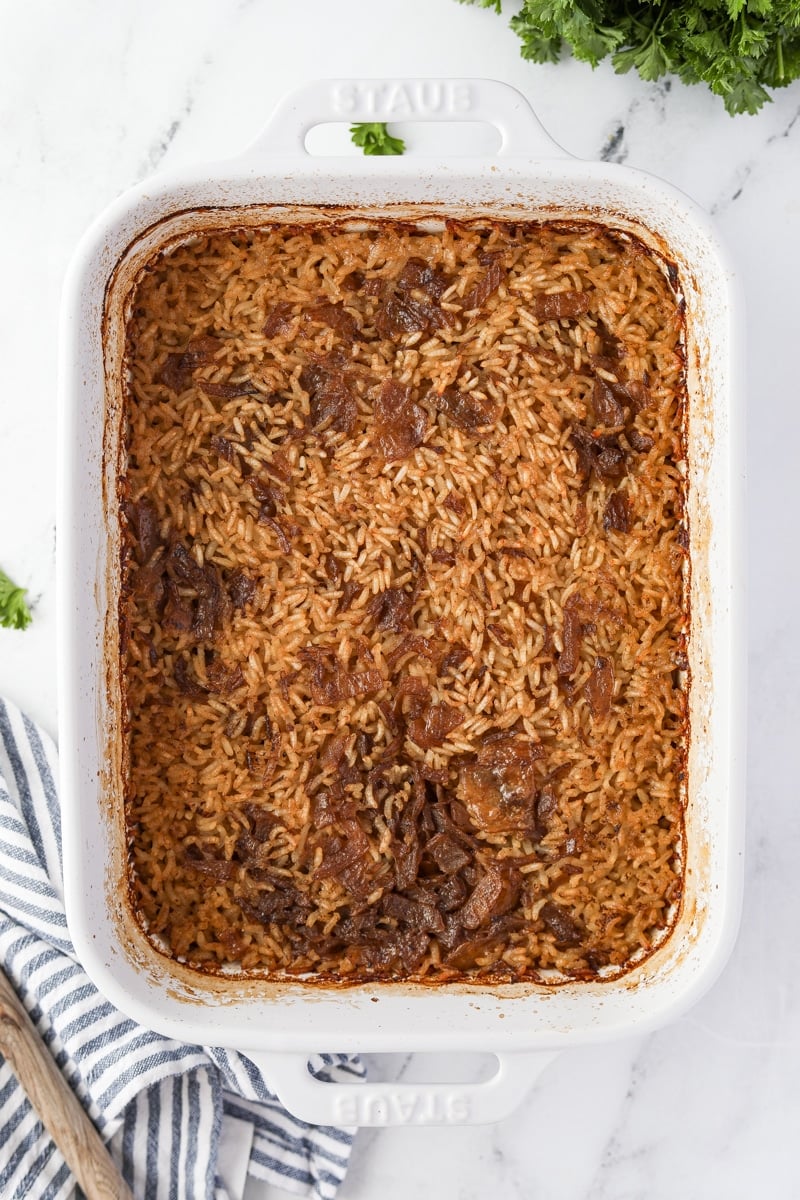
0,697,364,1200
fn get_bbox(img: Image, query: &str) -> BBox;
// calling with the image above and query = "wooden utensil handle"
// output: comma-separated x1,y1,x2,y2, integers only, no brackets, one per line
0,970,133,1199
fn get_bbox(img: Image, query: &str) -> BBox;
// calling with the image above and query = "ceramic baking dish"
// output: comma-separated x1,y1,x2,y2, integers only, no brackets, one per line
57,78,745,1126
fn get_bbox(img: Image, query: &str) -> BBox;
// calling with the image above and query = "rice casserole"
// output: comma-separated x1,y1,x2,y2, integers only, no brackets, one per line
119,217,688,983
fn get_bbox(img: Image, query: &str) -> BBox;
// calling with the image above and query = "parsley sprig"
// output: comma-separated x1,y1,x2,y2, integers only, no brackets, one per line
0,568,32,631
459,0,800,115
350,123,406,156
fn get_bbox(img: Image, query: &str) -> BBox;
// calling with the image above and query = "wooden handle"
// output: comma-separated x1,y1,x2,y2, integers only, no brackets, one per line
0,969,133,1199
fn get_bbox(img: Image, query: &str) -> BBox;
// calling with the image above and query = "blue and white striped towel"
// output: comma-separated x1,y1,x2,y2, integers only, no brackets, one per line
0,697,364,1200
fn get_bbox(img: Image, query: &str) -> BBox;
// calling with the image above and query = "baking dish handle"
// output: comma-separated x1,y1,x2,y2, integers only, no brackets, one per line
248,1049,559,1126
242,77,571,160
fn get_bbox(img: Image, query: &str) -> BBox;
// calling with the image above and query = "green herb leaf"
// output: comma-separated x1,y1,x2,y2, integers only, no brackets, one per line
720,73,772,113
0,568,32,631
613,33,672,81
509,18,564,62
350,123,406,156
469,0,800,114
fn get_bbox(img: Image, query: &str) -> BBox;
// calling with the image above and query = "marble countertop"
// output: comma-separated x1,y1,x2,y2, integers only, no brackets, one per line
1,1,798,1196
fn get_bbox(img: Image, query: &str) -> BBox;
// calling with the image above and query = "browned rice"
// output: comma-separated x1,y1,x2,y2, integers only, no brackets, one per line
120,218,688,982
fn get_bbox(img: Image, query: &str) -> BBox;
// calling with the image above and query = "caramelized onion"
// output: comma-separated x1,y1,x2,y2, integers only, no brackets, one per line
540,900,584,946
584,656,615,718
533,291,590,321
373,379,427,461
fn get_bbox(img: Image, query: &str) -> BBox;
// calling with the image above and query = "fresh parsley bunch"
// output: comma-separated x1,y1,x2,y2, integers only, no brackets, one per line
461,0,800,114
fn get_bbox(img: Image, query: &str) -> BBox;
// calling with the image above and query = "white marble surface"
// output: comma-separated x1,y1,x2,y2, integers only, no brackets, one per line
1,0,799,1196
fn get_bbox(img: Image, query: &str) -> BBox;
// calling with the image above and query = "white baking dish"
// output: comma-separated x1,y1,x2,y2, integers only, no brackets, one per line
57,79,745,1126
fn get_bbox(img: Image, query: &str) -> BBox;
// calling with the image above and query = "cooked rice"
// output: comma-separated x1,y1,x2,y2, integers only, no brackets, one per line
120,218,688,982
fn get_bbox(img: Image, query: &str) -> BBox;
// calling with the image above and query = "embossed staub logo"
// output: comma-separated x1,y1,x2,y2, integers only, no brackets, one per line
331,80,474,118
333,1089,472,1125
